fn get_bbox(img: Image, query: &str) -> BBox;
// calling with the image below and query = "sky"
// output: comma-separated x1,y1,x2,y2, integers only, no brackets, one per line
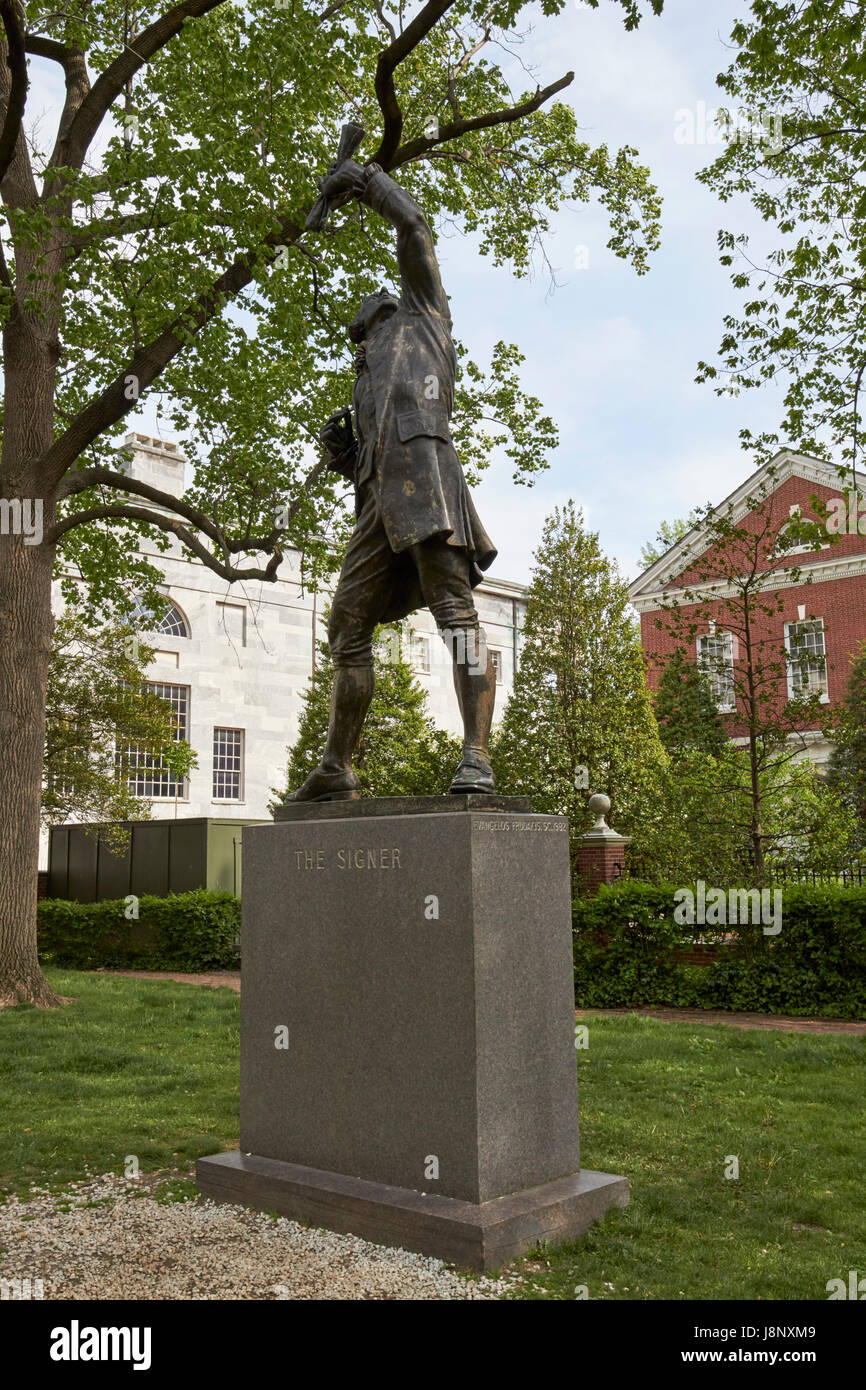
27,0,790,589
433,0,790,586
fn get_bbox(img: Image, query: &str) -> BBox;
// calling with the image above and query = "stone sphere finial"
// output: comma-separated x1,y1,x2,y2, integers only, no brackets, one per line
587,792,611,832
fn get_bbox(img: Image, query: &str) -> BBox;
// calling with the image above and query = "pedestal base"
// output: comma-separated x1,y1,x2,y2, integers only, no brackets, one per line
197,799,630,1272
196,1150,629,1274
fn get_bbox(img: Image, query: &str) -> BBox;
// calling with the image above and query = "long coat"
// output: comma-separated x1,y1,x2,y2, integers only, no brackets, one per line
348,168,497,585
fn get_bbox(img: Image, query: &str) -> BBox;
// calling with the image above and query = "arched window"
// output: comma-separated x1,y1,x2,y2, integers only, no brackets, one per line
133,596,190,638
156,602,190,638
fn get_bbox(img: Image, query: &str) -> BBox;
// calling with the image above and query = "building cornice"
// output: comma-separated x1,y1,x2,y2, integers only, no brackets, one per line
474,574,528,600
631,550,866,613
628,448,850,605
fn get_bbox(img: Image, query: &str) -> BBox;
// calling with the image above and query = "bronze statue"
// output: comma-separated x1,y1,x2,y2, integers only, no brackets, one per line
288,147,498,802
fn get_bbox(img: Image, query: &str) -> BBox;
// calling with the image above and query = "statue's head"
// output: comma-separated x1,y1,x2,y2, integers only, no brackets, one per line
349,287,399,343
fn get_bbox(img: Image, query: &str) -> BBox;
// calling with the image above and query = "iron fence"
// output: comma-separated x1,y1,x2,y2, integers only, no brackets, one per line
623,851,866,889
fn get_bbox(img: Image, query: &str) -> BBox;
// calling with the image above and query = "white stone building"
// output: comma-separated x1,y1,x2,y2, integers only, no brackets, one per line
48,434,526,847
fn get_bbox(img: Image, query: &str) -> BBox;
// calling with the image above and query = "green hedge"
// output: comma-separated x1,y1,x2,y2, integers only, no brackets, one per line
573,881,866,1019
38,890,241,971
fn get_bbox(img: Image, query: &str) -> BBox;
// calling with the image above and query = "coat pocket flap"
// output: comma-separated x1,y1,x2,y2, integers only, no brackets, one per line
396,408,451,444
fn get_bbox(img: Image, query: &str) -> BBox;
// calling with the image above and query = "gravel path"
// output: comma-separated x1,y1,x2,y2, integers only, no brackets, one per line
104,969,242,992
0,1172,518,1300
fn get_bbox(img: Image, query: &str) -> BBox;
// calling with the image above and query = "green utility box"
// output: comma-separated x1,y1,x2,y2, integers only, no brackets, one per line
47,818,268,902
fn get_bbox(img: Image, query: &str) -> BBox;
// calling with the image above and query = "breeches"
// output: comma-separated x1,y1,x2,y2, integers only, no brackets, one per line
328,484,480,668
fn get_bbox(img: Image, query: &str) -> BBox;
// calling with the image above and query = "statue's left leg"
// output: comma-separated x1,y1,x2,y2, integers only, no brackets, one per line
411,537,497,794
449,632,497,793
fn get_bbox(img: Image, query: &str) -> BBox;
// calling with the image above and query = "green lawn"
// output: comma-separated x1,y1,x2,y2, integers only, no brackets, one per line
0,969,239,1195
515,1014,866,1300
1,971,863,1300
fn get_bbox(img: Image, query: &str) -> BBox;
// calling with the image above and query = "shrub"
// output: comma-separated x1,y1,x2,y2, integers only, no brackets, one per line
573,881,866,1018
38,890,241,971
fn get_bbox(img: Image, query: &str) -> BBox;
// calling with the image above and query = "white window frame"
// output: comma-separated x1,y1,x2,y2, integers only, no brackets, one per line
132,595,190,638
490,648,503,685
784,618,829,702
776,503,828,558
410,631,431,675
156,601,190,638
696,631,735,713
212,726,245,802
121,682,190,800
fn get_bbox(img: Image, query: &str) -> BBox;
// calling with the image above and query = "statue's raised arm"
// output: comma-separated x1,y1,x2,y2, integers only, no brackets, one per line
314,157,450,320
361,164,450,322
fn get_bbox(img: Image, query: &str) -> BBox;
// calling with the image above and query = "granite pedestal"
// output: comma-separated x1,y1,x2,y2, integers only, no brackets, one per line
196,796,628,1271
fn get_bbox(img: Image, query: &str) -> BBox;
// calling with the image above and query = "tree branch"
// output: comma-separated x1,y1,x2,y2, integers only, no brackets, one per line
27,32,90,162
45,501,286,583
25,34,81,70
35,62,571,488
66,209,160,259
371,0,458,168
61,463,235,549
58,461,308,555
66,204,239,260
316,0,353,23
372,0,397,45
54,0,228,172
447,24,491,119
394,70,575,165
35,211,303,488
0,0,28,186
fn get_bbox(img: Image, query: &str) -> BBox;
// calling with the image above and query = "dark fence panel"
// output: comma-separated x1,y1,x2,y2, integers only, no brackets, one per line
623,851,866,888
764,862,866,887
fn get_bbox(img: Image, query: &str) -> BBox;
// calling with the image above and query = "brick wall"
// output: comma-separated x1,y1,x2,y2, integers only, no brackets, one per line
638,473,866,733
576,840,628,895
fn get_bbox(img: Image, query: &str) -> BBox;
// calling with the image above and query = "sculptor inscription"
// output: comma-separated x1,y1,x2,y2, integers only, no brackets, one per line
473,819,567,832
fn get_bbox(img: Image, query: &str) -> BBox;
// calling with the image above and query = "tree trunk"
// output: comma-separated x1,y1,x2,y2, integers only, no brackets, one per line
742,602,764,883
0,296,65,1008
0,521,62,1007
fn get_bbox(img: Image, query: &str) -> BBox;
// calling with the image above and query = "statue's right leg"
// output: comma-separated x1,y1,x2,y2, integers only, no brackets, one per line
285,488,395,802
319,662,375,781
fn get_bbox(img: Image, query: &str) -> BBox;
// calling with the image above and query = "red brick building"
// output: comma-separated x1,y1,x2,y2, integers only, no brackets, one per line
628,449,866,766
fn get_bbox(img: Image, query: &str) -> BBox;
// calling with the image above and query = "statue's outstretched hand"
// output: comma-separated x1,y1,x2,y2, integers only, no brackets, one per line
317,159,367,208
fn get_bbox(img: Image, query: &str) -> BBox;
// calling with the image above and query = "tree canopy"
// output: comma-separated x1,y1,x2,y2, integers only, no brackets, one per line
652,648,727,757
0,0,667,1006
827,639,866,833
697,1,866,480
638,512,699,570
2,0,666,605
44,611,195,835
491,500,666,845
